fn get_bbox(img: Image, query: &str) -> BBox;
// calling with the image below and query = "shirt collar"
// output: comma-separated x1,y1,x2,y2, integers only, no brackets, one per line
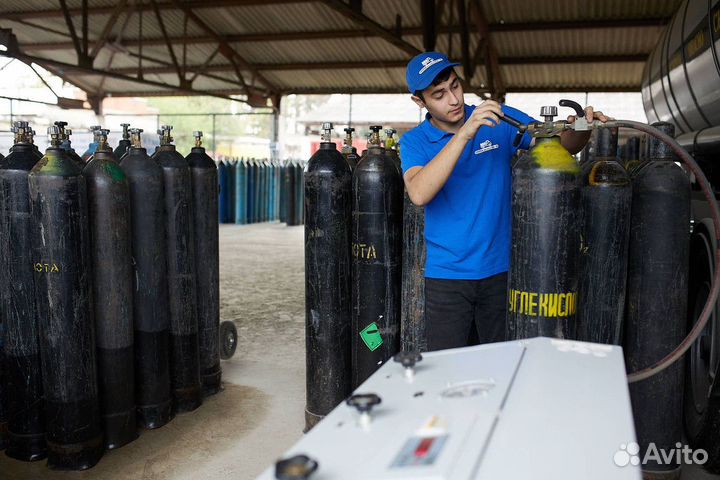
420,104,474,143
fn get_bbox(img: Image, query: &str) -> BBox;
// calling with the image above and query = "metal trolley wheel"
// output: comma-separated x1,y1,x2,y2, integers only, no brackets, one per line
220,320,238,360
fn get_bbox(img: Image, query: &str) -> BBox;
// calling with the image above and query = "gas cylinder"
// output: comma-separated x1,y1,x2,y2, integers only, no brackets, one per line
284,160,297,227
185,132,221,396
351,125,403,387
235,159,247,224
269,160,275,221
304,123,352,431
625,121,689,478
246,160,255,223
507,106,581,340
264,160,271,221
54,122,85,168
295,161,304,224
256,160,264,222
576,127,631,345
0,122,47,461
218,160,229,223
621,136,641,173
342,127,360,171
280,162,288,223
228,160,237,223
257,160,265,222
400,191,427,353
384,128,401,172
119,128,173,429
1,320,5,452
29,126,103,470
114,123,132,159
82,129,137,449
253,160,260,223
153,125,202,413
81,125,102,162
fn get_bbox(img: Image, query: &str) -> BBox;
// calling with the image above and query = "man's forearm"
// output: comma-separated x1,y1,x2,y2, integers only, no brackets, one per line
560,129,591,156
405,134,470,206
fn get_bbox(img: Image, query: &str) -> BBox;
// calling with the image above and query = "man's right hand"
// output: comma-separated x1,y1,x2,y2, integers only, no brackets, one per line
458,100,504,142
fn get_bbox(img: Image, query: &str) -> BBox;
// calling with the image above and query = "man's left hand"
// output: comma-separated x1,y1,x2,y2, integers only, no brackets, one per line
566,106,611,125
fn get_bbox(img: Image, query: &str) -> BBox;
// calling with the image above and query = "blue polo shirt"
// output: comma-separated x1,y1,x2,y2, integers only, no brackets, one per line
400,103,535,280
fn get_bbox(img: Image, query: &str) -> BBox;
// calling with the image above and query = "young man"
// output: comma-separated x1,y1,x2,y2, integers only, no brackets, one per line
401,51,609,351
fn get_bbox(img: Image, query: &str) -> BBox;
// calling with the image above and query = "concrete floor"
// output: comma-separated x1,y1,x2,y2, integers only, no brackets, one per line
2,223,306,480
2,222,720,479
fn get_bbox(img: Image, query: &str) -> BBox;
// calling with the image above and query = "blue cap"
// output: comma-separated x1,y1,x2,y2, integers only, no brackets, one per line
406,52,461,94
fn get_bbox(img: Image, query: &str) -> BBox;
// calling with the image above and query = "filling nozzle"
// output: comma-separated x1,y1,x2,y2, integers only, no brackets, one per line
129,128,144,148
500,99,620,147
98,129,110,150
194,131,203,148
384,128,397,150
12,120,29,143
321,122,333,143
54,121,68,139
369,125,383,146
159,125,174,145
343,127,354,145
90,125,102,142
47,126,62,147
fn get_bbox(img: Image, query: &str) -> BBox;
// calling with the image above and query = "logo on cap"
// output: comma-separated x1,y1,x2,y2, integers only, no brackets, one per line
419,57,443,74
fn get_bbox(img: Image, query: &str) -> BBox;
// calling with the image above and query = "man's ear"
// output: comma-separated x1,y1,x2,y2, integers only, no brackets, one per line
411,95,425,109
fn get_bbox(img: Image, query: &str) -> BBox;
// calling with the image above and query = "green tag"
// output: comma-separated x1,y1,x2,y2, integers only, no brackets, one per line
360,322,383,352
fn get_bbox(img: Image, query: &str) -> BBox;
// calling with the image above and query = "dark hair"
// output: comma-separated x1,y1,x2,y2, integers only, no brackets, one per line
414,67,457,99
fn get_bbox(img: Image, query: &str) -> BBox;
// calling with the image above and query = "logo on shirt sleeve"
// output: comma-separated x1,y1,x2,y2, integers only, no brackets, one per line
475,139,499,155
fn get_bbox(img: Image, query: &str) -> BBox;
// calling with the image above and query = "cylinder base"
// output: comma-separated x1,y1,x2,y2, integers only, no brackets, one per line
201,367,222,397
304,409,324,433
46,435,104,471
137,398,174,429
174,386,203,414
103,409,138,450
5,431,47,461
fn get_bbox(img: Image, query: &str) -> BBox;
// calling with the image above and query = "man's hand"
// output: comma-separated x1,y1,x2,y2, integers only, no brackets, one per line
458,100,504,142
560,105,612,155
566,106,611,126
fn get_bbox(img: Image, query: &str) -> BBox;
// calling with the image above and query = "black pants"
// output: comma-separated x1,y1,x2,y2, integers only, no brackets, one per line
424,272,508,351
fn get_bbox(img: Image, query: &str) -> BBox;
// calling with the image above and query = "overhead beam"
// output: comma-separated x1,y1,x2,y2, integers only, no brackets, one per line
150,0,183,83
318,0,421,56
169,0,274,94
90,0,128,58
57,0,83,61
0,51,252,103
106,54,647,75
19,18,670,52
468,0,504,98
421,0,436,51
1,0,305,20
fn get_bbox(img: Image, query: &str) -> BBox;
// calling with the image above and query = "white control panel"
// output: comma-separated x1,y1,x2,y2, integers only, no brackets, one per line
258,337,640,480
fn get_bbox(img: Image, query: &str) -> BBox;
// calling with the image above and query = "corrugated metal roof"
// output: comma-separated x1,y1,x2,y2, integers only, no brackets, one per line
482,0,681,23
493,27,663,57
0,0,684,102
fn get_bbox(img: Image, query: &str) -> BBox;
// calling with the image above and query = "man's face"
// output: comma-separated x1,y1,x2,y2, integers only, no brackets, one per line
413,71,465,123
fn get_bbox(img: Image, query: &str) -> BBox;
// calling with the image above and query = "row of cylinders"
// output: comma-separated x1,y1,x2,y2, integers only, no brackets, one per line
304,114,692,476
217,159,305,226
0,121,221,470
304,122,413,432
508,119,689,475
